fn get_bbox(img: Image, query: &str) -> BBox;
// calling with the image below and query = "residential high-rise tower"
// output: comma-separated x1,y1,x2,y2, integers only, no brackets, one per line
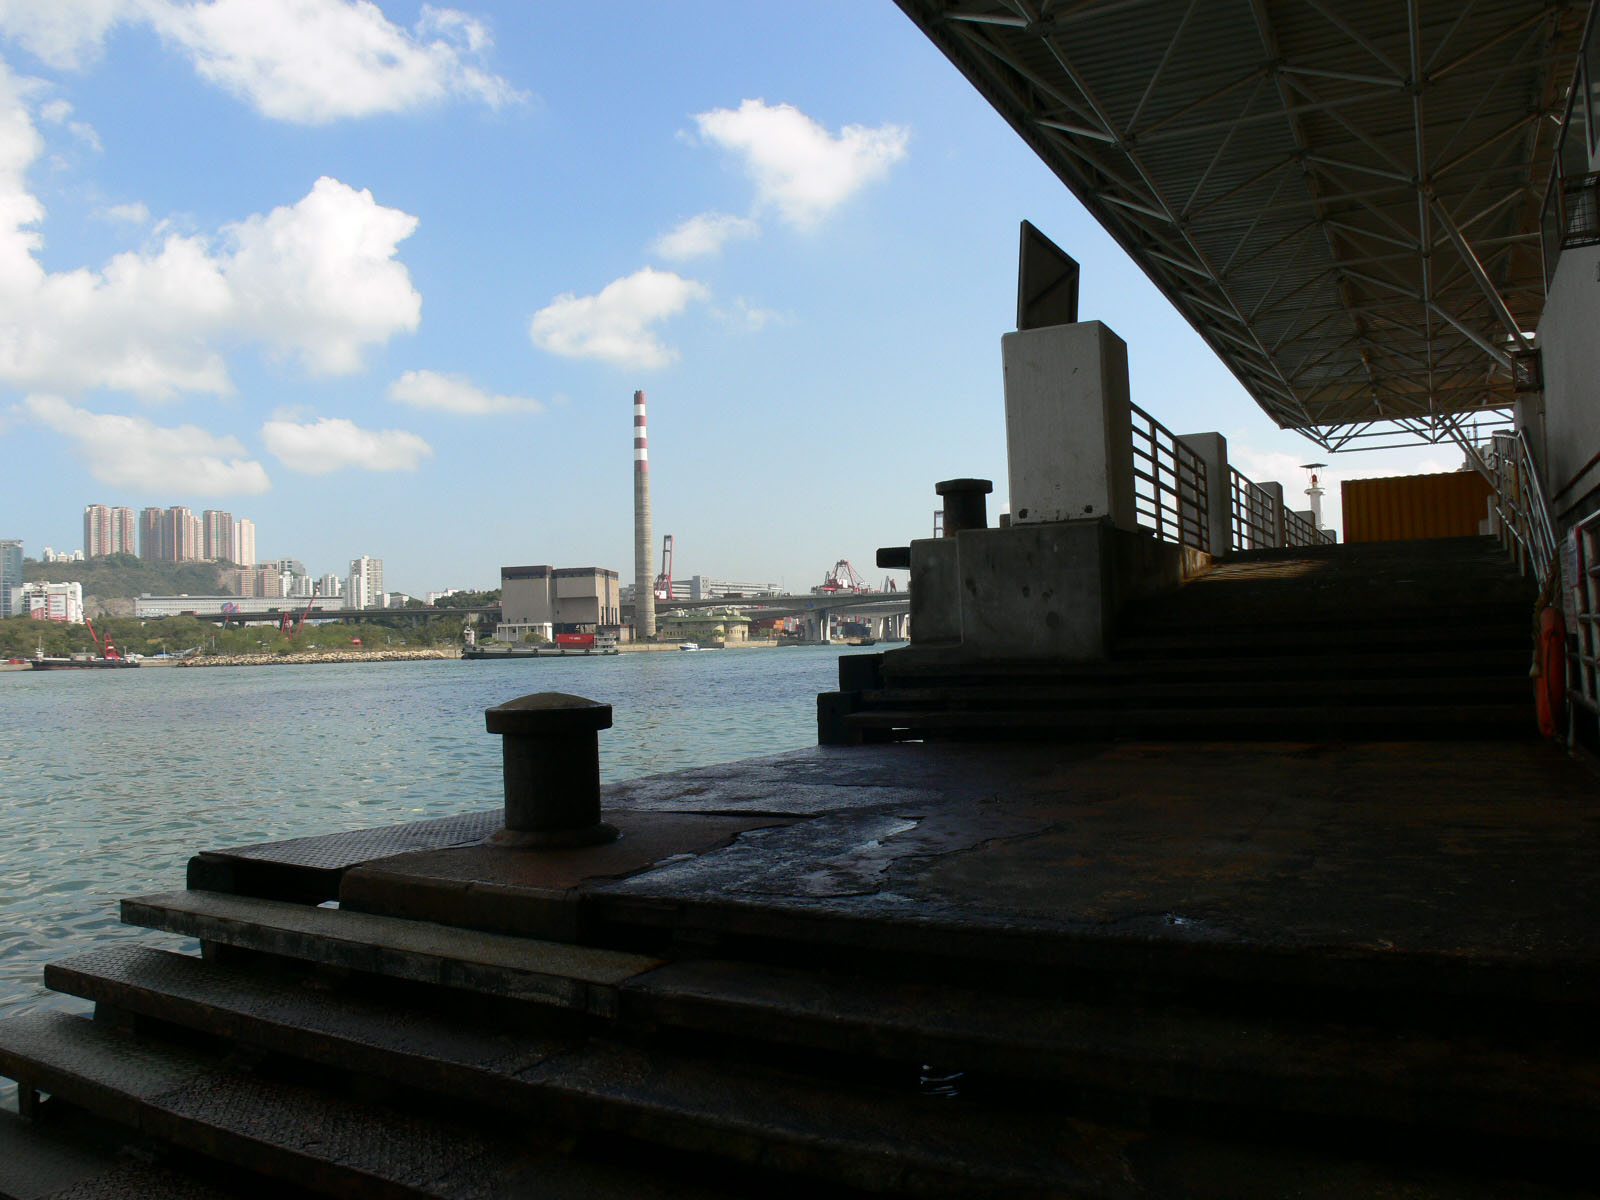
348,556,383,610
0,538,22,618
83,505,135,558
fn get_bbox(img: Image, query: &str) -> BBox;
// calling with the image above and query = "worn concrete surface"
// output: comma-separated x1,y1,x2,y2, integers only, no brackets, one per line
279,738,1600,1003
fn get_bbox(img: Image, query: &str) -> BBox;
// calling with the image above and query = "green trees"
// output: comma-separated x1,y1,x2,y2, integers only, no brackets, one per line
0,611,470,660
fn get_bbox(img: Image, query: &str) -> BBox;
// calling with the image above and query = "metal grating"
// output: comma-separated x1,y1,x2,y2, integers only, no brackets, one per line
894,0,1588,451
1563,171,1600,247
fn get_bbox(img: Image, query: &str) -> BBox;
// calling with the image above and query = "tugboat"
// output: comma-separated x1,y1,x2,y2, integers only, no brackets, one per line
30,619,140,670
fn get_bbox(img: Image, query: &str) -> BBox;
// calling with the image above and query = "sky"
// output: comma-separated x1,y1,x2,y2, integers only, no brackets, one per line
0,1,1460,598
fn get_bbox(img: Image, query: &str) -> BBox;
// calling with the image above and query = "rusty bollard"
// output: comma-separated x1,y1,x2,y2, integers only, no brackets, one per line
935,477,993,535
485,692,620,848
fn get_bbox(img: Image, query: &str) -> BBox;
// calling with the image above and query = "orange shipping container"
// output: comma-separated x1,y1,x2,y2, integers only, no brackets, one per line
1340,472,1492,543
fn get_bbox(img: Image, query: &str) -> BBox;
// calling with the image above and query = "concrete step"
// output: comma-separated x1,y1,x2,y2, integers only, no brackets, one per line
22,952,1586,1198
877,648,1529,686
1121,601,1531,636
623,958,1600,1148
0,1104,277,1200
862,675,1529,712
843,703,1536,741
53,944,1599,1150
119,891,663,1017
1114,624,1526,660
0,1011,704,1200
32,945,1228,1194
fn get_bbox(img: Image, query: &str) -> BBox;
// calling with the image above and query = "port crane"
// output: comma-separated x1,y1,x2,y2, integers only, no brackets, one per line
817,559,870,593
83,616,122,660
653,535,674,602
279,587,318,637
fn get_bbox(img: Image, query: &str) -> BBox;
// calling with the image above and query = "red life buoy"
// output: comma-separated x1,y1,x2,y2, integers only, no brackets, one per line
1535,606,1566,738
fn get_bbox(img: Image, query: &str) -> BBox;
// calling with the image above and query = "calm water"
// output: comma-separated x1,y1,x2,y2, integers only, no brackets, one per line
0,646,874,1022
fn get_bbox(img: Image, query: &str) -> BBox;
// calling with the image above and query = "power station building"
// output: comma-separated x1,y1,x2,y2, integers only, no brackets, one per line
497,565,620,643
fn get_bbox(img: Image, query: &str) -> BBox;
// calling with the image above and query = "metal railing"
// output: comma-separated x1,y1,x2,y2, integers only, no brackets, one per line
1281,508,1321,547
1130,401,1209,553
1488,429,1558,585
1228,468,1278,551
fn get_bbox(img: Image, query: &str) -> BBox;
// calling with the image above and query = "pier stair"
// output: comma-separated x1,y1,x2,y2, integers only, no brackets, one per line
828,534,1540,743
2,726,1599,1199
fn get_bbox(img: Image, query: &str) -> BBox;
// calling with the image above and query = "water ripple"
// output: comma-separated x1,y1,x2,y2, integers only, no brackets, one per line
0,648,870,1017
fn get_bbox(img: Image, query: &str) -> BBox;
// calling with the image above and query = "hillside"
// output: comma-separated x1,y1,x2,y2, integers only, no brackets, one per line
24,554,230,603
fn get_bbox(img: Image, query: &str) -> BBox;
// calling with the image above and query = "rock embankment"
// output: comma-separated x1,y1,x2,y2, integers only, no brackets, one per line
178,648,460,668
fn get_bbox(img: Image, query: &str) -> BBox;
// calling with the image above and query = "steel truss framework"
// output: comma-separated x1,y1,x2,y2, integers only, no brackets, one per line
896,0,1586,451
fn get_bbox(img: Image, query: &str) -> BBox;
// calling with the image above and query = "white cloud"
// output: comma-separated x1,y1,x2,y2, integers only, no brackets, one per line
0,0,522,122
712,296,785,332
34,95,99,149
388,369,542,415
529,267,708,370
0,0,136,70
99,201,149,224
262,415,432,473
21,393,271,493
222,175,421,374
145,0,522,124
652,211,758,261
0,63,422,398
693,99,908,229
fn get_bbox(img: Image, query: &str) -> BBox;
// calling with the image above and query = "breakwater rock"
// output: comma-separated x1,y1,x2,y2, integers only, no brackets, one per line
178,649,460,668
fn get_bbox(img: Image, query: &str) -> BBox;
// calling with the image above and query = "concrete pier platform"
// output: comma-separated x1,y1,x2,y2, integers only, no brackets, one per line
194,739,1600,999
5,736,1599,1198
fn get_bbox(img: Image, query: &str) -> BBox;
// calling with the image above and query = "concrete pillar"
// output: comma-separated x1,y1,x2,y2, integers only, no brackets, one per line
1179,432,1231,556
1259,481,1286,548
632,391,656,641
816,606,831,643
1002,322,1136,531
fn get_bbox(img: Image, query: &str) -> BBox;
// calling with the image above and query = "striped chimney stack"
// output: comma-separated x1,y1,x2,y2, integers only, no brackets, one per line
633,390,656,640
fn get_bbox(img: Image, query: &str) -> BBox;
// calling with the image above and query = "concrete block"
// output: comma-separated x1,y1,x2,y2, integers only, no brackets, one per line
898,521,1203,665
1002,322,1136,530
954,522,1113,660
909,537,962,646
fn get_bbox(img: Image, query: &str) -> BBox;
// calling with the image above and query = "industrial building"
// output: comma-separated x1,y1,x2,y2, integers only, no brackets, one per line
497,565,620,642
11,581,84,623
132,594,348,619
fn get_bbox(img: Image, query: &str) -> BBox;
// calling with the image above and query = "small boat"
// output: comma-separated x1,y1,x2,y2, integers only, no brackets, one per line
678,642,700,652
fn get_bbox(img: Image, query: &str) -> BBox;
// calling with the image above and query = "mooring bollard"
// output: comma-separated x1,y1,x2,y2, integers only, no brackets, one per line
935,477,993,534
484,692,620,848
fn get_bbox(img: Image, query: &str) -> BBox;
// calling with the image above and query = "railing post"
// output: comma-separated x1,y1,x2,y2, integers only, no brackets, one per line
1179,432,1231,557
1259,481,1286,547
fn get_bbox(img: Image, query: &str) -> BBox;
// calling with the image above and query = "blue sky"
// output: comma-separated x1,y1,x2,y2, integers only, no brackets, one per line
0,1,1453,596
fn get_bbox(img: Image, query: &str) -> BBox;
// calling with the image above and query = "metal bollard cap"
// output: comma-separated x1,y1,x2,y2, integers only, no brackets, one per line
485,692,613,736
934,477,993,496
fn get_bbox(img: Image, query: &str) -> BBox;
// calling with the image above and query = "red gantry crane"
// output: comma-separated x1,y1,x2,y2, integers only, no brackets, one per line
280,588,318,637
83,616,121,660
817,560,870,593
653,535,674,602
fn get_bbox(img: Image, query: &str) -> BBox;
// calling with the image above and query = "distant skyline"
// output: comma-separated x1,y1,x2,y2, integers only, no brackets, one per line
0,3,1458,597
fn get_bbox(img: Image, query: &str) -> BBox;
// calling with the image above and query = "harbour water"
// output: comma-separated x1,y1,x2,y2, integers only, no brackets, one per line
0,646,876,1022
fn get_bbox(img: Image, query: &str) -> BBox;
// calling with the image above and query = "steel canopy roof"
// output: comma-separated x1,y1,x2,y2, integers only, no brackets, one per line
895,0,1586,450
